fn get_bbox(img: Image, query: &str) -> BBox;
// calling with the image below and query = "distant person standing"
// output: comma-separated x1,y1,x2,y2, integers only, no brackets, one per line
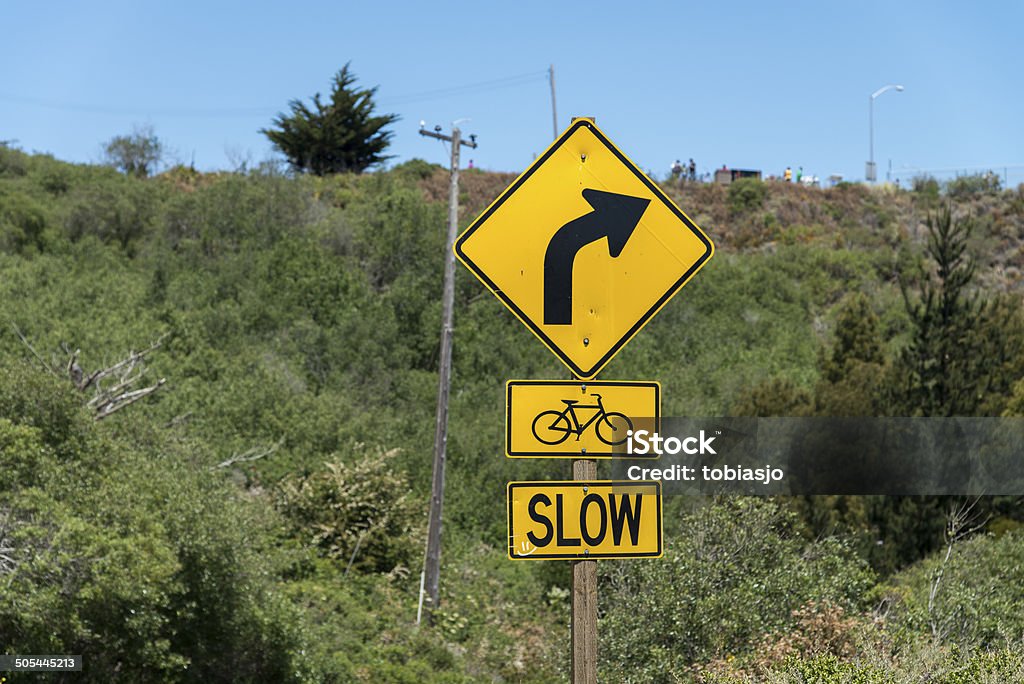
671,159,683,179
796,166,803,184
688,158,696,181
784,166,792,182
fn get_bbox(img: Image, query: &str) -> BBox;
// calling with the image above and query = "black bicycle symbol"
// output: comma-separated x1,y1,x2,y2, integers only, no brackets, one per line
530,394,633,446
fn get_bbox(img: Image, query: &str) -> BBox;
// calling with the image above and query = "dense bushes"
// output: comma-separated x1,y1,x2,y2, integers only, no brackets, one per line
275,446,423,573
0,364,309,682
2,148,1024,680
601,499,874,681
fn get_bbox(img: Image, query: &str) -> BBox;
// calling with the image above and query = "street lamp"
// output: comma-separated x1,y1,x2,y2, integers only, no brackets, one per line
868,84,904,182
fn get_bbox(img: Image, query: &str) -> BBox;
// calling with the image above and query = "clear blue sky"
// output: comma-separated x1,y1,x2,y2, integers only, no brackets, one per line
3,1,1022,185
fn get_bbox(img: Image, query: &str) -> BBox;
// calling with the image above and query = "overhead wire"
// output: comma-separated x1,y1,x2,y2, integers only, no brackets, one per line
0,69,550,118
379,70,548,106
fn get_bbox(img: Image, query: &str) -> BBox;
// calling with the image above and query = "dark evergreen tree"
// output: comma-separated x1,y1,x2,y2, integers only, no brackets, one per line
814,292,886,417
891,206,980,416
821,293,884,384
262,64,398,175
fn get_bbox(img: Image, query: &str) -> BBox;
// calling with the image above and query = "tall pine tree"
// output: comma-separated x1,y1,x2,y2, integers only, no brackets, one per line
262,64,398,175
892,206,980,416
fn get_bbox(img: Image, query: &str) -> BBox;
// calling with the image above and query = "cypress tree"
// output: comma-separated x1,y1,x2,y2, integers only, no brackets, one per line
262,64,399,175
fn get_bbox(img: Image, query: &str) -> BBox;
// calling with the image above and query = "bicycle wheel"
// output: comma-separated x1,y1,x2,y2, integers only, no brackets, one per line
532,410,572,445
596,412,633,446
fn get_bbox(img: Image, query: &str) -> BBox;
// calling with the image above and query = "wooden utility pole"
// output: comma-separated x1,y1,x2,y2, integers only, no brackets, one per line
572,455,598,683
568,115,598,683
549,65,559,141
418,123,477,626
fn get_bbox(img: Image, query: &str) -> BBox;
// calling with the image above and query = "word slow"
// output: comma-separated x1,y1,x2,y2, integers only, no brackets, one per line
525,492,644,547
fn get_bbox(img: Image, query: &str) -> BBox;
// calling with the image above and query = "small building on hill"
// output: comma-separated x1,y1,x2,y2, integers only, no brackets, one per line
714,167,762,184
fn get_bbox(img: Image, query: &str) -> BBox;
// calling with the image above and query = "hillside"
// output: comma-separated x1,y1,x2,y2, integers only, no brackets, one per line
1,144,1024,682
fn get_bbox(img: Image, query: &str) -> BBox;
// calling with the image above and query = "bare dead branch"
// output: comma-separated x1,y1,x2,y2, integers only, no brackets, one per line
0,512,15,576
80,334,167,393
11,324,59,378
86,368,150,408
928,497,991,639
12,328,169,420
213,438,285,470
93,379,166,421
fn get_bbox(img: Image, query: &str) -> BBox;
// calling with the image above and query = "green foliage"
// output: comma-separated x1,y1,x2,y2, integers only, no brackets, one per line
890,207,979,416
886,531,1024,646
821,293,884,384
0,364,311,682
275,446,422,574
770,653,889,684
159,171,313,253
888,206,1024,416
65,171,163,250
103,124,164,178
812,293,887,417
0,144,29,177
731,377,812,416
728,177,769,215
262,64,399,175
600,499,874,681
391,158,443,181
3,147,1024,681
0,360,94,462
946,172,1002,198
0,188,49,253
913,175,941,202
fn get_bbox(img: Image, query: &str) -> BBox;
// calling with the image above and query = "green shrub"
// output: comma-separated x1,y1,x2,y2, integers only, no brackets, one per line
913,175,940,198
274,445,423,574
885,531,1024,646
0,145,29,177
600,499,874,681
65,173,161,250
0,189,49,253
0,363,312,682
728,177,768,214
946,173,1001,198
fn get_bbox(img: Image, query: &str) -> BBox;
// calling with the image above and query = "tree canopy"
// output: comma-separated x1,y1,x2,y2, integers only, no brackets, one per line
103,124,163,178
262,64,398,176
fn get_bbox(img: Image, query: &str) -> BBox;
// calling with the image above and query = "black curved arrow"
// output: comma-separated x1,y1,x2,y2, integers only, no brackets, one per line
543,189,650,325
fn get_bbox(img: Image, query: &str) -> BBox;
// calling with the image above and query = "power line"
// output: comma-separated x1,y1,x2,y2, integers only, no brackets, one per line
0,69,550,118
0,92,276,118
380,70,548,106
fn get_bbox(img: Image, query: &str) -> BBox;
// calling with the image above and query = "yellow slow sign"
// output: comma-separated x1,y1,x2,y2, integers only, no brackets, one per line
506,380,660,458
507,481,662,560
455,119,714,379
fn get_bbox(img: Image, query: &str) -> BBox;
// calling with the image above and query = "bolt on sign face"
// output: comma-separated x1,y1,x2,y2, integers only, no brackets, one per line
507,481,662,560
506,380,660,458
454,119,714,379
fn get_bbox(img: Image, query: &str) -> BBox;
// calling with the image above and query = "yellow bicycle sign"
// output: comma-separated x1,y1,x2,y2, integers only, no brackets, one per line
506,380,660,458
531,394,632,446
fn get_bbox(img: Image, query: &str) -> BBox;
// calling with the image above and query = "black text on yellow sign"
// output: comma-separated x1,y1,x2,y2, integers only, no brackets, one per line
506,379,660,458
507,481,662,560
454,119,714,379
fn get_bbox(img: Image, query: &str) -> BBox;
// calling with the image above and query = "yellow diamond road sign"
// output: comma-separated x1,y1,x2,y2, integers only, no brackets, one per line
455,119,714,379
